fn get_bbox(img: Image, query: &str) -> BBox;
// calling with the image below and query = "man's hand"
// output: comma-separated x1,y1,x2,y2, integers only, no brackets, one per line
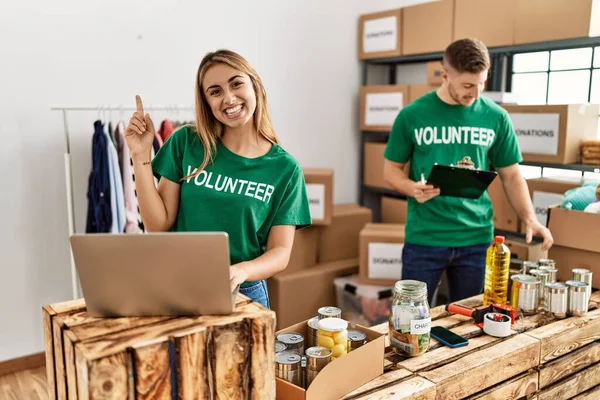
523,218,554,251
230,263,249,293
413,182,441,203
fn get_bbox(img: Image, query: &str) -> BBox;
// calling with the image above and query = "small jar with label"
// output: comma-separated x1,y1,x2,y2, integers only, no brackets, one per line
389,280,431,357
317,318,348,360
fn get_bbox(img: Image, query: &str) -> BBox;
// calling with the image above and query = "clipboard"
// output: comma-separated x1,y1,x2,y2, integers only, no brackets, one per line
426,164,498,199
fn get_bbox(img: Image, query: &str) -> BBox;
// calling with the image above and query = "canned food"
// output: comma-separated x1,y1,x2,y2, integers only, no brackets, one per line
275,341,287,354
317,318,348,360
347,329,368,352
529,269,549,308
521,261,538,275
566,280,589,317
307,317,319,349
276,352,302,386
538,259,555,268
305,346,332,387
276,332,305,355
538,267,558,283
510,274,540,315
572,269,593,303
545,282,568,318
318,306,342,320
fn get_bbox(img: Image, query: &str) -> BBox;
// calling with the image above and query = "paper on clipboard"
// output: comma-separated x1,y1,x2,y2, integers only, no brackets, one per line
426,164,498,199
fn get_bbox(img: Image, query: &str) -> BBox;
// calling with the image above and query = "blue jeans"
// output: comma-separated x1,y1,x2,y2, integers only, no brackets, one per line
402,242,488,305
239,280,270,309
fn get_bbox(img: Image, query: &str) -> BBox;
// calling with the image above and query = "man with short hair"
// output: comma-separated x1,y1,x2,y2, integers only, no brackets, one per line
383,38,553,305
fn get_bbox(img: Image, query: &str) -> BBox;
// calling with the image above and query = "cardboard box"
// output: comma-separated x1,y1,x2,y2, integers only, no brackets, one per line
525,177,585,230
489,177,520,232
319,204,373,263
286,226,320,274
359,9,403,60
408,83,438,103
502,104,600,164
515,0,600,45
275,319,385,400
547,206,600,288
359,223,405,286
381,196,408,224
303,168,333,225
402,0,454,55
504,235,548,262
359,85,408,132
453,0,516,47
268,258,359,329
363,142,392,190
427,61,444,85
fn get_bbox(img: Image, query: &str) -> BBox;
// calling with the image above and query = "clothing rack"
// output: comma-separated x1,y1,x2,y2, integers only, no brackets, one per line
51,105,194,299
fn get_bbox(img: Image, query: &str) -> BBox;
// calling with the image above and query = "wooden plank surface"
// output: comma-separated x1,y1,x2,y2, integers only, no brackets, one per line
539,342,600,389
211,319,251,399
63,330,78,400
87,353,131,400
525,308,600,364
132,339,172,399
537,362,600,400
466,370,538,399
174,328,210,399
250,313,276,400
572,385,600,399
52,318,67,400
419,334,540,399
49,298,86,315
354,376,436,400
42,306,57,400
343,368,414,399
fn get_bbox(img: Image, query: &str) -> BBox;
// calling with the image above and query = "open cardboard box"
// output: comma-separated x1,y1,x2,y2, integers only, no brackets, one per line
275,319,385,400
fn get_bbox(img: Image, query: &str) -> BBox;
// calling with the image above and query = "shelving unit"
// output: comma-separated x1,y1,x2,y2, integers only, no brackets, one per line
359,36,600,220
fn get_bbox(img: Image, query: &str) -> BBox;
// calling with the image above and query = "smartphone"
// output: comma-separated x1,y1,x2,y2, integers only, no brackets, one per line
430,326,469,348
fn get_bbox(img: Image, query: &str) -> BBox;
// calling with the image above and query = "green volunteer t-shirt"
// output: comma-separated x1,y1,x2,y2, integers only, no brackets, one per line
384,91,523,247
151,126,312,285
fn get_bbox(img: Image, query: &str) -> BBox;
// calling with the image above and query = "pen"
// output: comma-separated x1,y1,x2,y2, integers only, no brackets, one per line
421,168,426,185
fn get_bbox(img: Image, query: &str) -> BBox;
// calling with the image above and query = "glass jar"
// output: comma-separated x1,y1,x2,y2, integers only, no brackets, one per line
317,317,348,360
389,280,431,357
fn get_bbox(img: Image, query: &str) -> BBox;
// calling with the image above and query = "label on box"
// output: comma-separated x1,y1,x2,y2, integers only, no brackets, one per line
532,191,564,226
368,242,403,279
410,318,431,335
508,113,560,155
365,93,403,127
306,183,325,220
363,16,398,54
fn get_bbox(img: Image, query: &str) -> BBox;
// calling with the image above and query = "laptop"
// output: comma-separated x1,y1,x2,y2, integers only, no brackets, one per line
69,232,238,317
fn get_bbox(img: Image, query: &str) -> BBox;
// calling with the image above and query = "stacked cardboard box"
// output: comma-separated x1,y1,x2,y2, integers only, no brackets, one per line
359,223,405,286
268,198,373,329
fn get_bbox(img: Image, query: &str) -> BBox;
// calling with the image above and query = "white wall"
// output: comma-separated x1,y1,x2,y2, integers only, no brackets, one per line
0,0,432,361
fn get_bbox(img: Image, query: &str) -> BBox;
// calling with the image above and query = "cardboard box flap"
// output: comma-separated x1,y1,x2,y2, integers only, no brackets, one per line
548,206,600,253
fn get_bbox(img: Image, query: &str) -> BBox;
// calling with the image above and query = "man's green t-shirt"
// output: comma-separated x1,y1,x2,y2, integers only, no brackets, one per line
384,91,522,247
151,126,312,285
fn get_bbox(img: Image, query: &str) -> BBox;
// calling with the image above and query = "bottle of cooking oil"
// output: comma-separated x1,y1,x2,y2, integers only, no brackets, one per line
483,236,511,306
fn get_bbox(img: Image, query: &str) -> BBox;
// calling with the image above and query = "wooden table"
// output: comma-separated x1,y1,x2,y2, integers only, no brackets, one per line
343,290,600,400
43,294,276,400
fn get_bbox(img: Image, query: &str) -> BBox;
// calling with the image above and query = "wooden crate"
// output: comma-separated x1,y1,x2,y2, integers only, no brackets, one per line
343,290,600,400
42,294,276,399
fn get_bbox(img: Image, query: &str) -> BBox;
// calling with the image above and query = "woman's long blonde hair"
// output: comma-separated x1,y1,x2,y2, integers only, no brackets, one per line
184,49,280,180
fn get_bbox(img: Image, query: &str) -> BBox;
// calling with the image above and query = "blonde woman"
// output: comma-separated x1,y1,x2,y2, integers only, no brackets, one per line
124,50,312,308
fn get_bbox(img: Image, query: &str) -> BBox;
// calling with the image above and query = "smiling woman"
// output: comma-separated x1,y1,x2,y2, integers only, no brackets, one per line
123,49,312,308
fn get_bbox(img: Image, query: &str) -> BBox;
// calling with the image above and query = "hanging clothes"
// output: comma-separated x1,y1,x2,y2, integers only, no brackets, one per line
157,119,175,142
115,121,143,233
86,120,112,233
105,124,126,233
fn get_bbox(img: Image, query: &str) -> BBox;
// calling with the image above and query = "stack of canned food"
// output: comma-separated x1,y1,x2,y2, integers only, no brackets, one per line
510,259,592,318
274,306,369,388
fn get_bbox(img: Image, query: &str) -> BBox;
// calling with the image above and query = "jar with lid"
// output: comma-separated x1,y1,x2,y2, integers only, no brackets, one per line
317,318,348,360
389,280,431,357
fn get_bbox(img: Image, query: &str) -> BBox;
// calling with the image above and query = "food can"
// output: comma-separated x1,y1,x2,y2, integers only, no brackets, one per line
276,332,305,355
348,329,368,352
545,282,568,318
529,269,549,308
318,306,342,320
566,280,589,317
275,341,287,354
572,269,593,303
276,352,302,386
538,259,556,268
305,346,332,387
538,266,558,283
307,317,319,349
521,261,538,275
510,274,540,315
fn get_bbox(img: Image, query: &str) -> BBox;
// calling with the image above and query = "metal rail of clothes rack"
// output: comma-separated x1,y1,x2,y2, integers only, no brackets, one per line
50,104,194,299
